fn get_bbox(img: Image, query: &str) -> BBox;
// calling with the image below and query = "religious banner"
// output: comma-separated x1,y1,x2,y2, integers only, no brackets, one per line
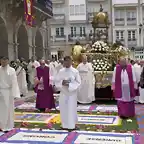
72,131,137,144
15,112,57,123
0,129,69,143
24,0,33,26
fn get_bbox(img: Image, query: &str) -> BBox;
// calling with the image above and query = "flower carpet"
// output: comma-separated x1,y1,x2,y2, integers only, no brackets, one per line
0,129,140,144
0,97,141,143
15,102,118,112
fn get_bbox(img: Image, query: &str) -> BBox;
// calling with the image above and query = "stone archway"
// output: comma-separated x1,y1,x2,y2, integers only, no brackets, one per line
17,25,29,60
0,17,8,57
35,30,43,60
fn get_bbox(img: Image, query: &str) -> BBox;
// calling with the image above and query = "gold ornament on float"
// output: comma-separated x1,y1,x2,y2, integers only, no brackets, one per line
94,4,107,24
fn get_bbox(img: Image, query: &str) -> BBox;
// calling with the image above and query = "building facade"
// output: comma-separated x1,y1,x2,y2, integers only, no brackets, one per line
0,0,52,61
50,0,112,59
112,0,144,60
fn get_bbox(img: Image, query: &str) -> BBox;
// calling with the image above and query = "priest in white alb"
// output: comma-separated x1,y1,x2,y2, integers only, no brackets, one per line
16,59,28,97
27,56,40,89
112,57,138,119
55,56,81,131
133,60,141,103
0,57,20,132
77,55,95,104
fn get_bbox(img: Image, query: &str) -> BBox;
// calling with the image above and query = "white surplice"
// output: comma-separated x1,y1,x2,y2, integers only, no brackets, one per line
133,63,141,102
27,61,40,85
50,61,58,68
16,66,28,96
55,66,81,129
77,62,95,103
0,65,20,131
112,66,137,102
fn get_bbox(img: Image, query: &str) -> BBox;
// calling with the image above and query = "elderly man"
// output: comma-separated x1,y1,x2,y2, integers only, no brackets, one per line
112,57,138,119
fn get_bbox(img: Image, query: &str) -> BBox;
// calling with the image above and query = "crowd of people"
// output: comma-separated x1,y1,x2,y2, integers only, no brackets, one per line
0,55,144,132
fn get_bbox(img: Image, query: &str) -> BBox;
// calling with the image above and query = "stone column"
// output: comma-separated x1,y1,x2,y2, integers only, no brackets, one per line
46,19,51,59
14,43,19,60
8,42,15,61
27,26,33,59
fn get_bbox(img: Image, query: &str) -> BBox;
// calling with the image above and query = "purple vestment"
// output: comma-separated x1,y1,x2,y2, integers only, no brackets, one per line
114,64,137,117
114,64,135,98
35,66,55,109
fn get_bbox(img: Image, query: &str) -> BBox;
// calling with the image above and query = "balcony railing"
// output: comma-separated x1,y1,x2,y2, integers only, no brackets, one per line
115,18,125,26
87,0,105,2
127,18,137,25
51,14,65,24
50,35,66,42
51,0,65,4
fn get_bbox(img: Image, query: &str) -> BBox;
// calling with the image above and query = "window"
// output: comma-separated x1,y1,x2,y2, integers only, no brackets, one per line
115,31,124,40
80,27,86,37
115,10,124,20
60,27,64,36
80,4,85,15
71,27,77,36
55,28,59,36
75,5,79,15
70,4,85,16
128,30,136,40
127,11,136,20
55,27,64,36
70,5,74,15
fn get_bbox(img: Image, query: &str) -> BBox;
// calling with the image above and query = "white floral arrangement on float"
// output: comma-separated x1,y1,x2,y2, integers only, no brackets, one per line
92,59,111,71
90,41,110,52
114,46,130,52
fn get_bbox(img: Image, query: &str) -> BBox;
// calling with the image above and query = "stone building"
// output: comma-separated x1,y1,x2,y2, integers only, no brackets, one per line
0,0,52,61
50,0,112,59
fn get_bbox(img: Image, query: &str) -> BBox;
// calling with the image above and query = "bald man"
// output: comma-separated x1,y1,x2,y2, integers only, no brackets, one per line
112,57,138,119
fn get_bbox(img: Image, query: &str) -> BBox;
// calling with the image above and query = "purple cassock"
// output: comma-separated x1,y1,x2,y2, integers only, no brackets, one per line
35,66,55,109
113,64,139,118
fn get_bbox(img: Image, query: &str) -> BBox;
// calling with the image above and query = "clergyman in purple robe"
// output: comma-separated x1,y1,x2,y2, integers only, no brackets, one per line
34,60,55,112
112,57,139,119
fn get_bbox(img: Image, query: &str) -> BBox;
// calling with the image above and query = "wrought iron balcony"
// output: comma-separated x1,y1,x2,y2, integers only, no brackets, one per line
50,35,66,42
126,18,137,25
51,14,65,25
114,18,125,26
87,0,105,2
68,34,88,44
51,0,65,4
